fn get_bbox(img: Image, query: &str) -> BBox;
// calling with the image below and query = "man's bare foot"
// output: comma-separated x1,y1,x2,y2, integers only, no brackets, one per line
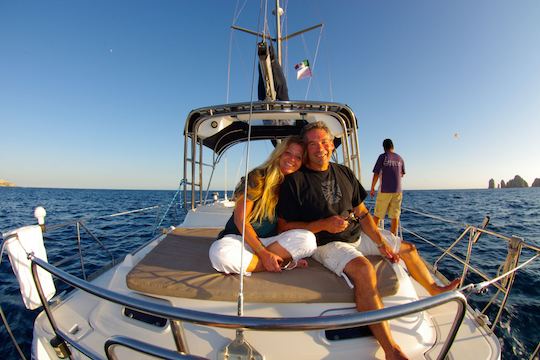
385,345,409,360
430,278,461,295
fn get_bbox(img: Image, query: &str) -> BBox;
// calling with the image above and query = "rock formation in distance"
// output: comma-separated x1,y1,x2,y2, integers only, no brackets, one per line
500,175,528,188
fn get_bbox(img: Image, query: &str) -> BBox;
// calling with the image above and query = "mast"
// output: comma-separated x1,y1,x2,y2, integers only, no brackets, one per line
275,0,282,65
231,2,322,101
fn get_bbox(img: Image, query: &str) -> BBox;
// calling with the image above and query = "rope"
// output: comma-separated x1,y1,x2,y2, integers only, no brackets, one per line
462,253,540,294
103,206,160,219
153,180,185,234
402,207,467,227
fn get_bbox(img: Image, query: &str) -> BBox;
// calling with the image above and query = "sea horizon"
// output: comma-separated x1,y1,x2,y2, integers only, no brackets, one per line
2,185,540,192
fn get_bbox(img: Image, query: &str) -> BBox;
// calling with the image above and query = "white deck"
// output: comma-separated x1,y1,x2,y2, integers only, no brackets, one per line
31,208,501,359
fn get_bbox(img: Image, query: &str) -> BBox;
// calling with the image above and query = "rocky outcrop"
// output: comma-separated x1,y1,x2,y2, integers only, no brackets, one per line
500,180,506,188
532,178,540,187
488,179,495,189
0,179,16,187
503,175,528,188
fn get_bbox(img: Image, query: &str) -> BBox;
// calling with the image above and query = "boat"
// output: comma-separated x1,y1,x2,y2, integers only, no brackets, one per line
1,2,539,360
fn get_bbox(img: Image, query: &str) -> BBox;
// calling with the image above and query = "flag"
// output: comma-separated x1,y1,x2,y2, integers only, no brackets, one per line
295,59,312,80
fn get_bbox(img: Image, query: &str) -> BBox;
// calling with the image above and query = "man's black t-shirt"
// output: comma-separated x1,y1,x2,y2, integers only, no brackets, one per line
277,163,368,246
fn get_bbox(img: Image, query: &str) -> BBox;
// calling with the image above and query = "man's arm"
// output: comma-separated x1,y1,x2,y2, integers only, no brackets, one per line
277,216,348,234
370,173,380,197
354,203,400,263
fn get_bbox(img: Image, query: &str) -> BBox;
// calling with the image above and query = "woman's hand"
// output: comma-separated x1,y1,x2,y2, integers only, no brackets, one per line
258,249,284,272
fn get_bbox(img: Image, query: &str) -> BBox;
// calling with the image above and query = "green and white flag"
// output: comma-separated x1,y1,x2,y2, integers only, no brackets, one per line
295,59,312,80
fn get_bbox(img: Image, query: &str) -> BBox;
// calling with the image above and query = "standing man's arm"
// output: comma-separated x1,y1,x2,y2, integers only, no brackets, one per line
370,173,380,198
371,154,384,197
353,203,400,263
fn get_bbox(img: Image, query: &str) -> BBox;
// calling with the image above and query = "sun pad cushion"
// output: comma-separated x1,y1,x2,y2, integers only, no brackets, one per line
126,228,399,303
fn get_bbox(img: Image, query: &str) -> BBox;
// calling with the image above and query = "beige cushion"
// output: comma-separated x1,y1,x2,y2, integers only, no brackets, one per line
126,228,399,303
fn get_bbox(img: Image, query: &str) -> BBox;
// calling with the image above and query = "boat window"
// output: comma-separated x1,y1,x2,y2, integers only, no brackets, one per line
123,307,168,328
325,326,373,341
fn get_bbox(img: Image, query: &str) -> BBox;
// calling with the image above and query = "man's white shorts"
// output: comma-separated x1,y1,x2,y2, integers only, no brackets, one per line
313,229,401,276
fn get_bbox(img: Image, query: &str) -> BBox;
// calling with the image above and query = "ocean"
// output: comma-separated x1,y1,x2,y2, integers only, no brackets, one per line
0,187,539,359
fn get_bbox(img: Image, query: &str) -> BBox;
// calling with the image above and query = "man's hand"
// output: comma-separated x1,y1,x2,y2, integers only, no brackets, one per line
370,188,376,198
259,250,283,272
378,242,400,263
319,215,349,233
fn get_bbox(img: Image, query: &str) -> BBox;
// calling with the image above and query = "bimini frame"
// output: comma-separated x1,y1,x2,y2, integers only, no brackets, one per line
182,100,361,209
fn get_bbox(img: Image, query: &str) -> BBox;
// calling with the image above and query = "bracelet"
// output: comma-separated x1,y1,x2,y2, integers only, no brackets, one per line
357,211,369,221
254,243,265,253
377,242,385,248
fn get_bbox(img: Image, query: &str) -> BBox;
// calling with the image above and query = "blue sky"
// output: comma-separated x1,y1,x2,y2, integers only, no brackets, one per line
1,0,539,190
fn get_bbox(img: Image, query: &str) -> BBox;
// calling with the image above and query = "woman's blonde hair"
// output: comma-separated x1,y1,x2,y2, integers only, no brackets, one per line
234,136,304,224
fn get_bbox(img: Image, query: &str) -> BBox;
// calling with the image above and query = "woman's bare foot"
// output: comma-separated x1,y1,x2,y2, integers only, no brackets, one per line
281,258,309,270
296,258,308,268
430,278,461,295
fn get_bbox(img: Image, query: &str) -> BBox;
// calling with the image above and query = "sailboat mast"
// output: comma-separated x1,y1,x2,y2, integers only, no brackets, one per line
275,0,282,66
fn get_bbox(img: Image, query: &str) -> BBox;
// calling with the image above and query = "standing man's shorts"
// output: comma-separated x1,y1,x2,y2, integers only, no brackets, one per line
374,192,403,219
313,229,401,276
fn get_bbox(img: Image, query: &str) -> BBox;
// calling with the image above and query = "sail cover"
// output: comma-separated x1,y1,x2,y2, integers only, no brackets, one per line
258,42,289,101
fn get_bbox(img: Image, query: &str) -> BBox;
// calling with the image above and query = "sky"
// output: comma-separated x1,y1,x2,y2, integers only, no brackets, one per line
1,0,539,191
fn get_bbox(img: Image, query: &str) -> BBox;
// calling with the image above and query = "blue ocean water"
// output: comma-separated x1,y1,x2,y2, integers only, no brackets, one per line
0,187,539,359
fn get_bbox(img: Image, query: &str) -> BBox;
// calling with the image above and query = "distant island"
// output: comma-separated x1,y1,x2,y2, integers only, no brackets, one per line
488,175,540,189
0,179,16,187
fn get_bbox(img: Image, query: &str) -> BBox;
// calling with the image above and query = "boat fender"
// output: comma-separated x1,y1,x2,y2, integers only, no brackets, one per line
2,225,56,310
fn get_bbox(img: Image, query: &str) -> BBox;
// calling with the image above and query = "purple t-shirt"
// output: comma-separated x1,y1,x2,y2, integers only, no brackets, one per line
372,152,405,193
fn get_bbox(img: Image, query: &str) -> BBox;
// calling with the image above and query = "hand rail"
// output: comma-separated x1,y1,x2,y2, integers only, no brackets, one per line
401,208,540,336
104,336,207,360
30,255,467,360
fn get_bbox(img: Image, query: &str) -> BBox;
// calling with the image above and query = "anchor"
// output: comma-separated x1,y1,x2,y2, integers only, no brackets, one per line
218,329,264,360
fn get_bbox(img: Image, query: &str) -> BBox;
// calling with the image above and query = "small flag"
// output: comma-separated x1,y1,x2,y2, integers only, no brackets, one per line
295,59,312,80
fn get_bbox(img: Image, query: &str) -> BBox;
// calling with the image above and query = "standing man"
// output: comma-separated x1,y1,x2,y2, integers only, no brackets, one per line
371,139,405,235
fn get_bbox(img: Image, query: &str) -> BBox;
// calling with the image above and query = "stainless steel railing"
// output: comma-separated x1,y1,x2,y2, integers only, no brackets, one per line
30,255,467,360
401,207,540,333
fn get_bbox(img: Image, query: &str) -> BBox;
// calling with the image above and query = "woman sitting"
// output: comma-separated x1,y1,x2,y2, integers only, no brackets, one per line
209,136,317,274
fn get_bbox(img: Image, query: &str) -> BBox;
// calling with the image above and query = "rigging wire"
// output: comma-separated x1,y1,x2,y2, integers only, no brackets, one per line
236,0,266,318
227,0,249,103
0,305,27,360
328,68,334,102
304,25,324,100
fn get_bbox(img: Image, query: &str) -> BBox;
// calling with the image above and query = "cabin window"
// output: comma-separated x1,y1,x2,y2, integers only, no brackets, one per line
123,307,168,328
325,326,372,341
